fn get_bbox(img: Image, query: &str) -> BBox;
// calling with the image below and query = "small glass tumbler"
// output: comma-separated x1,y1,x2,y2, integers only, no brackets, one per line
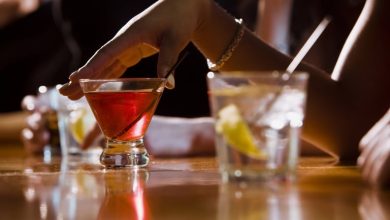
56,93,99,157
207,71,308,182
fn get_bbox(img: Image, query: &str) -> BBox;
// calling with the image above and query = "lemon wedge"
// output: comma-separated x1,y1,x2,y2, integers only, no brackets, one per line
215,104,266,159
69,108,94,144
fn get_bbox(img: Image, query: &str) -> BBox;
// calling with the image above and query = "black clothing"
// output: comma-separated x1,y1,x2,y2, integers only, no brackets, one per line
0,0,211,117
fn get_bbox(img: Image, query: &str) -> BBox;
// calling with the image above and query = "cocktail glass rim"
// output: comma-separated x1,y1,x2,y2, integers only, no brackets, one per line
79,77,167,84
79,77,166,168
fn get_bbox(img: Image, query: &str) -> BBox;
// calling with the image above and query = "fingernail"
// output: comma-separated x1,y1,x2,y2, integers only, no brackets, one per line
165,74,175,89
68,70,79,80
58,82,69,90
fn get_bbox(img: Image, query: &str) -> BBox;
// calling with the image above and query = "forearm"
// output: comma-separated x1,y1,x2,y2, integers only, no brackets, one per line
192,1,346,158
191,1,340,86
257,0,293,53
193,1,291,70
56,0,387,161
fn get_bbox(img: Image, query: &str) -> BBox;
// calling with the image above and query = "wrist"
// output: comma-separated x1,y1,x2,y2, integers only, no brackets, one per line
194,0,214,34
193,1,241,66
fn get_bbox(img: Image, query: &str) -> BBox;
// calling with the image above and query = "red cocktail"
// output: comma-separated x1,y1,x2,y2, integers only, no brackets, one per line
80,78,166,168
85,91,159,141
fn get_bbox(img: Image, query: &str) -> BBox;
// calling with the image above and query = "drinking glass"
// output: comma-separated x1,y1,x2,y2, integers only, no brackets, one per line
207,71,308,182
56,94,101,157
79,78,166,168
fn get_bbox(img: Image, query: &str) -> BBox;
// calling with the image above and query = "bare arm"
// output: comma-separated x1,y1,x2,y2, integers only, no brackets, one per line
59,0,389,161
192,0,389,160
256,0,293,54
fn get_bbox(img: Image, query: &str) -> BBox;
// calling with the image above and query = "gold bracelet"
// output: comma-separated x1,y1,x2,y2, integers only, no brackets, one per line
207,18,245,71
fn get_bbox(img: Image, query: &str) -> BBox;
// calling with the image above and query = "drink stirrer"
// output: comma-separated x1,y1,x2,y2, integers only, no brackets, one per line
251,16,331,123
286,16,331,73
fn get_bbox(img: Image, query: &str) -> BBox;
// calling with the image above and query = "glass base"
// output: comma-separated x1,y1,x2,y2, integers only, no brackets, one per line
100,138,149,168
221,167,295,183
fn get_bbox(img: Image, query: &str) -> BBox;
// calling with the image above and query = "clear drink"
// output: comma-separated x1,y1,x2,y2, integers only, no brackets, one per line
57,94,99,157
207,72,308,182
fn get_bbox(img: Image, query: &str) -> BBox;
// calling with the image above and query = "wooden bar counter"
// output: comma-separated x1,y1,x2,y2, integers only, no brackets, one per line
0,144,389,220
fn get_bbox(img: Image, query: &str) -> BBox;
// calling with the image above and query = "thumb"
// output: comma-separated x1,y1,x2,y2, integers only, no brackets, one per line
156,35,188,78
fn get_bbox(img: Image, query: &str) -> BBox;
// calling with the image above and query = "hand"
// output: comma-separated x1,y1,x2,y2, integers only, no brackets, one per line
59,0,211,100
359,190,390,220
358,108,390,188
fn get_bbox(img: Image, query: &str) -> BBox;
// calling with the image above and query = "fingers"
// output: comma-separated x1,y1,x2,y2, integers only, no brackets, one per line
376,143,390,187
59,61,96,100
156,33,188,78
59,80,83,100
361,145,383,185
372,145,390,187
363,145,390,188
359,135,382,186
120,44,158,66
59,44,153,100
166,74,176,89
358,109,390,187
359,109,390,151
59,0,194,96
101,60,128,79
358,191,386,220
59,38,132,99
59,62,125,100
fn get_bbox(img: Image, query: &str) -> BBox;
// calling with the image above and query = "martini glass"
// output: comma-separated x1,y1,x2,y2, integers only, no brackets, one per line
79,78,166,168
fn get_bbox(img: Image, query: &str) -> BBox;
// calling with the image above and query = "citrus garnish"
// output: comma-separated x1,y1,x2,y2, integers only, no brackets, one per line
215,104,267,159
69,108,94,144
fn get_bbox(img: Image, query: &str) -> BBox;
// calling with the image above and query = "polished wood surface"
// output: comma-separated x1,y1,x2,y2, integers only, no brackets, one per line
0,145,389,220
